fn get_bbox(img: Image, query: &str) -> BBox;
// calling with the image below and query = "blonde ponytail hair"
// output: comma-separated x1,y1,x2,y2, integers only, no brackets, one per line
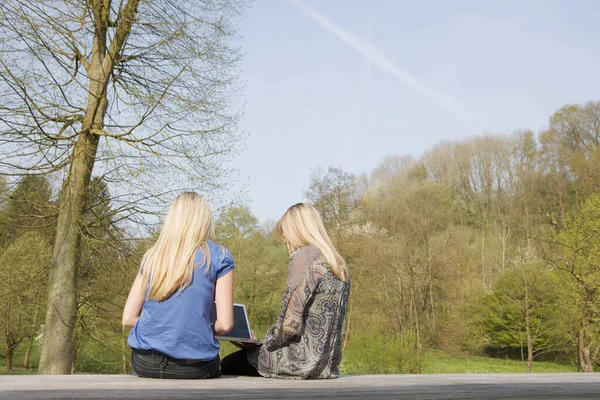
142,192,214,301
276,203,348,282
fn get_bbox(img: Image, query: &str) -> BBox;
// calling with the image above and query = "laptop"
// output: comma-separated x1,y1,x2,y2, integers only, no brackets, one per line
211,303,262,345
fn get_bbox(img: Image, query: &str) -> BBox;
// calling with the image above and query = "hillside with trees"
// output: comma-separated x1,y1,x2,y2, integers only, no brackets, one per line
1,100,599,374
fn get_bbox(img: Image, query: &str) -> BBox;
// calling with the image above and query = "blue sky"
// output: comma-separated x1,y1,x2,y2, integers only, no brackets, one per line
233,0,600,222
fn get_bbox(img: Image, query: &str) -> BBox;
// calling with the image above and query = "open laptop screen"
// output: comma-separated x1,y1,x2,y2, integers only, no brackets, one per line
210,303,252,339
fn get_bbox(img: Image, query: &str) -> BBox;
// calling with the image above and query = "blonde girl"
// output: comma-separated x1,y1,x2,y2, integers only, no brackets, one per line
123,192,234,379
221,203,350,379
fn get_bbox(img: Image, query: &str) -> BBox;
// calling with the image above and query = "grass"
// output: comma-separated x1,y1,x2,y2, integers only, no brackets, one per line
338,336,578,374
1,343,579,375
421,350,578,374
0,367,37,375
0,343,41,375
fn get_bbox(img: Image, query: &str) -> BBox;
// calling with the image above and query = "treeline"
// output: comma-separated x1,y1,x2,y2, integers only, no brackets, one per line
1,100,599,373
310,100,600,373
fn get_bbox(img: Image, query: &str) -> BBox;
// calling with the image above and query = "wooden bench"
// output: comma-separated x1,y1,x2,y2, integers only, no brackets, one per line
2,373,600,399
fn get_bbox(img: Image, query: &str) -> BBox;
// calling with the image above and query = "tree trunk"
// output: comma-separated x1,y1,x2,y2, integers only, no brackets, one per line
426,240,436,335
524,202,532,248
578,327,594,372
412,293,422,351
38,132,99,374
558,186,565,226
122,326,128,374
520,333,524,363
6,348,13,370
71,345,77,374
342,263,364,351
525,324,533,374
342,303,351,350
23,301,40,369
38,15,113,371
481,229,486,290
22,338,34,369
39,64,107,374
524,282,533,373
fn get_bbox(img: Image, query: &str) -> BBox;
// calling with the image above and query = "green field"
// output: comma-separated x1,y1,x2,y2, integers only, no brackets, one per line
421,351,577,374
339,347,577,375
1,342,579,375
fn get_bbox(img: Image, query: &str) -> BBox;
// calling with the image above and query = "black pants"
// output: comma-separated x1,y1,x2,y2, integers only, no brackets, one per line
221,349,261,376
131,348,221,379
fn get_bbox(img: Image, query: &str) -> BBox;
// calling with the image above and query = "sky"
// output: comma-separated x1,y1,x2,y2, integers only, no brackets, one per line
233,0,600,222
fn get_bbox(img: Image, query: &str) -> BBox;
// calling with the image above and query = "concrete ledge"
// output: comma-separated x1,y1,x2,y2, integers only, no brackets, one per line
2,373,600,399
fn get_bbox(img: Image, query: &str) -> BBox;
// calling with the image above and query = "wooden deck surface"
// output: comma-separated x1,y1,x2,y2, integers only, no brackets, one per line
2,373,600,399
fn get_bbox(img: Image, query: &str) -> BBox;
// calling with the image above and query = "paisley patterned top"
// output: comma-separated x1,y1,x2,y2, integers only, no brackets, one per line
247,245,350,379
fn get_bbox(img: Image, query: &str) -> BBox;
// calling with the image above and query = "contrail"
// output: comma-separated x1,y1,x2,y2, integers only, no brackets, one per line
286,0,480,123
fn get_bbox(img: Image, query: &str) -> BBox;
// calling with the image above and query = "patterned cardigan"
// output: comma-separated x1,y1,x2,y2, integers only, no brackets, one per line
247,245,350,379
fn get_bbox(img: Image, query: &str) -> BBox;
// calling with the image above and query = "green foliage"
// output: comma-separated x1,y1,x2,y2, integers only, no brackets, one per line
216,205,260,242
0,176,55,369
340,330,423,374
70,178,141,373
555,195,600,311
0,231,51,369
553,194,600,370
478,262,561,354
215,205,288,334
2,175,55,242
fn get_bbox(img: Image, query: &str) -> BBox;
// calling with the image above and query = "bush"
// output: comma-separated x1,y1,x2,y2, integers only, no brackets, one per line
340,329,423,374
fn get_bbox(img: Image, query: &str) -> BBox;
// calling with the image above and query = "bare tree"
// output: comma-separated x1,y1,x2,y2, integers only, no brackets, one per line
305,166,358,231
0,0,247,374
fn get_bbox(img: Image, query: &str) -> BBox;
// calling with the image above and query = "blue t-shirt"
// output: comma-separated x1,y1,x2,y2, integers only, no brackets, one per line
128,240,234,360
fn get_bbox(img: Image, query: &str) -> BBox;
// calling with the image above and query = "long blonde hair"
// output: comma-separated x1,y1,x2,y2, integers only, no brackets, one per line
276,203,348,282
142,192,214,301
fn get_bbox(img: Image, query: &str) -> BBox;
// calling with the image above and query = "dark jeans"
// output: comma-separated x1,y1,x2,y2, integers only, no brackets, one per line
131,348,221,379
221,349,261,376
